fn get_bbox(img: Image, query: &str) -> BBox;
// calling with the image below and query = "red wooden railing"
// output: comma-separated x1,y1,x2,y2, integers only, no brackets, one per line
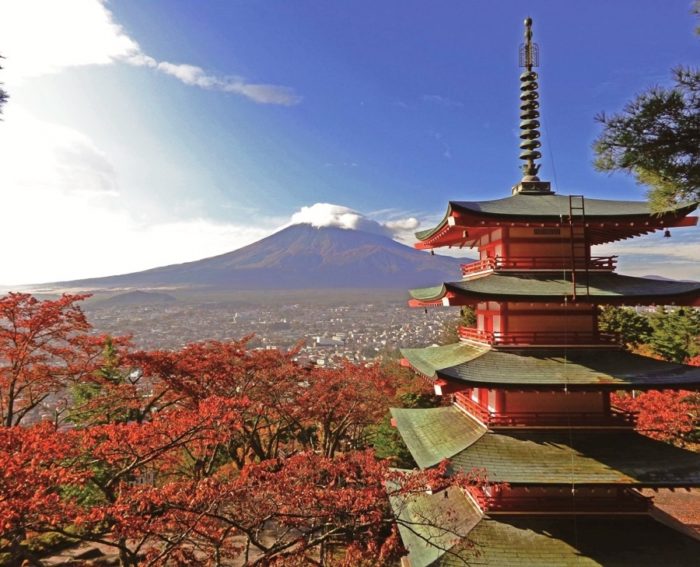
458,326,620,347
454,392,491,423
454,392,637,428
461,255,617,276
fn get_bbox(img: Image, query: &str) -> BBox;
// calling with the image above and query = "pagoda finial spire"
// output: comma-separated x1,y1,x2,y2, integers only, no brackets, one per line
513,17,552,194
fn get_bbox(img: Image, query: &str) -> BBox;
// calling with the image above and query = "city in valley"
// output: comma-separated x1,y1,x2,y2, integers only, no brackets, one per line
81,290,457,365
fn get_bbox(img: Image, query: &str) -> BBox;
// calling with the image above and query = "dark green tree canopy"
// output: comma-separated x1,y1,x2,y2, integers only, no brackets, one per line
593,67,700,210
598,305,700,363
648,306,700,364
598,306,652,348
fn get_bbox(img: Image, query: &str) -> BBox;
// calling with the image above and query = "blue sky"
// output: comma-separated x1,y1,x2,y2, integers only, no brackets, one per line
1,0,698,284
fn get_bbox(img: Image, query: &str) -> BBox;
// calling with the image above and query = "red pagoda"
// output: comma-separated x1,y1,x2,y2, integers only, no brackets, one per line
391,18,700,567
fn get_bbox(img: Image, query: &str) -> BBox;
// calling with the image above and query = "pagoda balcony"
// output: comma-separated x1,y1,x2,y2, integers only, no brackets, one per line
461,255,617,278
483,492,652,515
458,326,621,347
454,392,637,428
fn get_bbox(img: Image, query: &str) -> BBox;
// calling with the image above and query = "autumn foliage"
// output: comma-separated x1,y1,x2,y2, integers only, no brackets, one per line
612,390,699,444
602,306,700,445
0,292,105,427
0,294,471,566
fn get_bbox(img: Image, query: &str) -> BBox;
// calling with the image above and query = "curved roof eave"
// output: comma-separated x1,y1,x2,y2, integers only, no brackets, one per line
449,428,700,486
408,273,700,306
431,347,700,390
413,196,699,245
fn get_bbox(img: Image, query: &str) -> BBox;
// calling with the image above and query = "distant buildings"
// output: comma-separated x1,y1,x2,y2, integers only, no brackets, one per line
85,298,455,366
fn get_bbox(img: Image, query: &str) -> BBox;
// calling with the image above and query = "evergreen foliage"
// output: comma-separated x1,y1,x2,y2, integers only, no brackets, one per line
598,306,652,347
68,337,135,426
369,414,415,467
648,307,700,363
593,7,700,209
599,305,700,363
594,67,700,209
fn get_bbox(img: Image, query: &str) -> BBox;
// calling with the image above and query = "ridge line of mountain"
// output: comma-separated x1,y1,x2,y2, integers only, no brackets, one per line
33,224,467,292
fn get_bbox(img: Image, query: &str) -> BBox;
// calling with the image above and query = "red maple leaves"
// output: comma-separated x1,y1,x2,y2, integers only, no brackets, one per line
0,293,104,426
0,293,471,565
613,389,698,443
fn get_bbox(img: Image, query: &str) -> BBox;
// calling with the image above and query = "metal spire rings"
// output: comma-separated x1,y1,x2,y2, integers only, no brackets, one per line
519,17,541,180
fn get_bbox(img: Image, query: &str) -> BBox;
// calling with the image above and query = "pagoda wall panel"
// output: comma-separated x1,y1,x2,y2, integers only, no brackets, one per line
508,241,584,258
507,303,593,312
506,313,595,333
478,229,503,260
504,391,605,414
476,301,502,311
477,229,502,246
465,388,504,412
509,227,571,239
475,301,597,338
479,242,504,259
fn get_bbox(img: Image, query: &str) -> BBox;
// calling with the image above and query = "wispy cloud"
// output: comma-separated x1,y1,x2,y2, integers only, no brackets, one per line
422,94,463,108
323,161,359,168
0,0,301,106
393,100,412,109
136,59,301,106
431,131,452,159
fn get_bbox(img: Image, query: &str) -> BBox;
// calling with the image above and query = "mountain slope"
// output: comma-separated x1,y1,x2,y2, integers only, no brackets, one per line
53,225,465,290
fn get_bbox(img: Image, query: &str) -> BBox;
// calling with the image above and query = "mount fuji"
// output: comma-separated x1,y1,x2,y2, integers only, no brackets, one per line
45,224,465,292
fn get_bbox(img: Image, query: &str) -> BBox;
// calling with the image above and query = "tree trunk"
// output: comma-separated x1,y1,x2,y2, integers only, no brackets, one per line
118,538,137,567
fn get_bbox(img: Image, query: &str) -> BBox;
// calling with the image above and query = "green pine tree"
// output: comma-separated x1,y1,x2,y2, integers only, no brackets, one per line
648,307,700,363
598,306,652,348
68,337,133,426
593,6,700,209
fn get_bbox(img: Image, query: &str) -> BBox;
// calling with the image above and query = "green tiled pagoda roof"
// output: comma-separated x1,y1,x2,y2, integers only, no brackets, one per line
389,484,482,567
449,428,700,486
401,344,700,390
390,406,486,468
415,195,698,241
452,194,696,217
409,272,700,303
391,485,700,567
410,284,449,302
437,515,700,567
400,342,489,379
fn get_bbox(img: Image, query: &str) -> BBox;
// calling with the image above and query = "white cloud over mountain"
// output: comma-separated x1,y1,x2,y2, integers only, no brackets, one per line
288,203,419,238
0,130,423,285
